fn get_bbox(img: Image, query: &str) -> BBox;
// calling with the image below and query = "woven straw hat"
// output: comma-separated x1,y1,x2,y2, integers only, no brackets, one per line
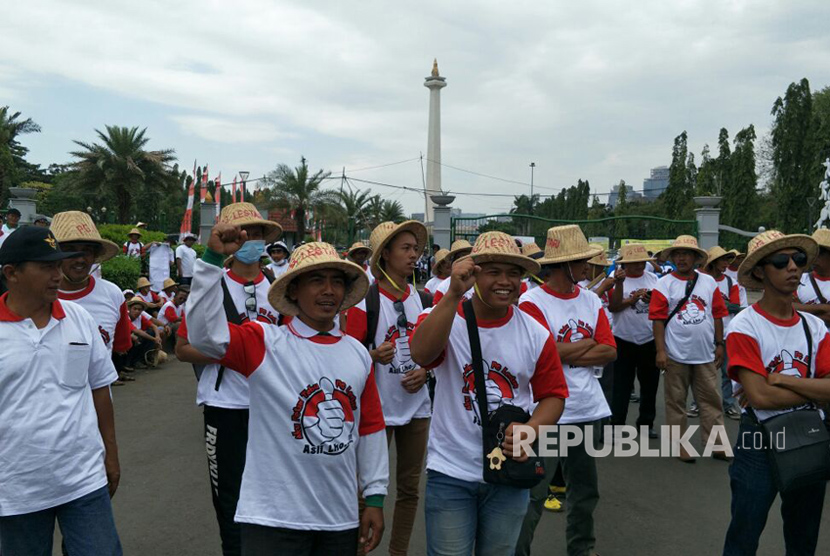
347,242,372,257
127,296,148,309
432,248,451,270
587,244,611,267
661,235,708,263
521,242,543,260
268,242,369,316
368,220,428,276
448,239,473,261
617,243,654,264
704,246,735,269
538,225,602,265
162,278,178,291
457,231,540,274
738,230,818,288
219,202,282,243
50,211,120,262
812,228,830,251
136,277,151,289
128,228,142,237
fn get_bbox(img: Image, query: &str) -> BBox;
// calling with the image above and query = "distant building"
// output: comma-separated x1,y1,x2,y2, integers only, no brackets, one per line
608,184,643,208
643,166,669,200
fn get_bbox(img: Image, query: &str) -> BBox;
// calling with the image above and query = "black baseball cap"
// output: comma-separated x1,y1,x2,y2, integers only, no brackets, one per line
0,227,81,265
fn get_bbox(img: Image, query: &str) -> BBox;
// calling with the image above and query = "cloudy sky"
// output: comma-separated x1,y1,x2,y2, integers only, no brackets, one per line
2,0,829,216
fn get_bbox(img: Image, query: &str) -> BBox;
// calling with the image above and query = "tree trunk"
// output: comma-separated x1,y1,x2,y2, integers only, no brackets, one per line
118,189,132,224
296,206,306,242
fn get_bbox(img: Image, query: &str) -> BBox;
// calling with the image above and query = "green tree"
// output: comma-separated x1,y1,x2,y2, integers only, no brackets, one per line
696,144,716,195
365,195,384,229
380,199,405,223
715,128,732,195
727,125,759,231
771,78,819,232
664,131,693,218
70,126,176,224
261,157,337,240
0,106,41,204
338,188,373,241
613,180,629,241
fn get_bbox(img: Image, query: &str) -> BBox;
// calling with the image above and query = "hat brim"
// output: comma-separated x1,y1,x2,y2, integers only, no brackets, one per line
661,245,709,264
705,252,736,269
527,251,544,260
239,220,282,243
1,249,82,265
448,246,473,261
57,238,120,263
738,235,819,289
538,245,603,266
617,255,654,264
127,299,148,308
268,259,370,317
370,221,428,276
460,253,541,275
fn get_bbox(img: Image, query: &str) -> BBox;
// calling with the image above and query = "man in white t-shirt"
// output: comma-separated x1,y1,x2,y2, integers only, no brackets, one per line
146,236,176,292
186,226,387,555
424,248,450,295
176,234,198,286
723,230,830,555
0,226,122,554
411,231,567,556
346,241,374,283
608,243,660,437
430,239,474,304
1,207,20,235
516,225,616,556
265,240,290,280
345,220,431,555
122,228,144,258
176,203,282,556
794,228,830,328
649,235,729,462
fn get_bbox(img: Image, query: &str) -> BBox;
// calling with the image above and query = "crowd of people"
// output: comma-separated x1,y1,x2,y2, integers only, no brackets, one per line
1,202,830,556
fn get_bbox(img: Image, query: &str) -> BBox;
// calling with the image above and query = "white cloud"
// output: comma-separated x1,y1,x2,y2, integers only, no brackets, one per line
171,115,294,143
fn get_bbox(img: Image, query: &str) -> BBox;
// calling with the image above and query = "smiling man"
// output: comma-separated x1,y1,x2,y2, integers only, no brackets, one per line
185,224,388,555
0,226,122,555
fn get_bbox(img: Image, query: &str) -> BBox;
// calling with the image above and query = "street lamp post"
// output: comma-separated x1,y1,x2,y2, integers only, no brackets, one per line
529,162,536,214
239,171,250,202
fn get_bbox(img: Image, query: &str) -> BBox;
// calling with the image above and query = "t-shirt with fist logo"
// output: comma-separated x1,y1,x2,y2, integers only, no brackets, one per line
609,271,659,345
649,271,728,364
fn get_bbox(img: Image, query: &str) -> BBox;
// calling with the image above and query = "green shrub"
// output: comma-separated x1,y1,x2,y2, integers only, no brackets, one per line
101,255,142,291
98,224,167,245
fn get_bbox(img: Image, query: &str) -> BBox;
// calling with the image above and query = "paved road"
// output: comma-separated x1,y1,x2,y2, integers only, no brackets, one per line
64,358,830,555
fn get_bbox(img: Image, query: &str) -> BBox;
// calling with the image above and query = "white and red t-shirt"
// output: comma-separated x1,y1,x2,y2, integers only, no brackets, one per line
649,271,728,364
727,305,830,422
185,260,388,531
432,277,474,305
796,271,830,307
137,290,161,306
724,267,749,307
158,300,184,325
424,275,443,295
713,273,743,328
578,279,612,326
179,269,280,410
58,276,132,354
0,296,118,516
417,303,567,483
519,284,615,424
159,290,175,304
609,271,659,345
131,312,153,332
123,241,143,257
346,284,431,426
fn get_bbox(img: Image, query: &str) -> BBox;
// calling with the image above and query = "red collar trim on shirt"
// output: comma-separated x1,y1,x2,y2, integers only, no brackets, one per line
812,271,830,282
0,292,66,322
287,319,344,344
379,284,410,302
671,271,696,281
58,275,96,300
541,283,579,300
714,274,726,282
455,303,514,328
226,269,265,285
752,304,800,327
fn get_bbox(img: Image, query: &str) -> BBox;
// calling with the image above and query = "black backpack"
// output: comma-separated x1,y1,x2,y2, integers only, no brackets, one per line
363,282,432,349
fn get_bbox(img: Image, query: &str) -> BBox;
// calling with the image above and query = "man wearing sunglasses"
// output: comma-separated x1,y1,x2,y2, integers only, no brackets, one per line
794,228,830,329
723,230,830,555
175,202,282,556
649,235,729,463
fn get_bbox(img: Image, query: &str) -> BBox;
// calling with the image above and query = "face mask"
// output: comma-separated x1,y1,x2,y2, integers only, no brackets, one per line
272,257,287,266
235,240,266,264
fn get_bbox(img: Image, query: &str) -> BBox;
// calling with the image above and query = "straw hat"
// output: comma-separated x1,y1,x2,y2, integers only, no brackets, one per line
704,246,735,269
432,248,451,269
347,242,372,256
617,243,654,264
218,202,282,243
813,228,830,251
50,211,120,262
538,225,602,265
457,231,540,274
587,244,611,267
162,278,178,291
127,296,148,309
128,228,142,237
368,220,428,275
521,242,543,260
660,235,708,263
738,230,818,288
268,242,369,316
136,277,151,289
448,239,473,261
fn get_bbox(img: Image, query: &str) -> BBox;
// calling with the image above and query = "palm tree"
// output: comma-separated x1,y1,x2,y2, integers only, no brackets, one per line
365,194,385,229
70,126,176,223
338,188,373,242
262,157,337,240
380,199,406,223
0,106,41,203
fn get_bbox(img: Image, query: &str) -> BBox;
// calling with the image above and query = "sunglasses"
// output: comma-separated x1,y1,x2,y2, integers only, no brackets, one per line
243,282,257,315
393,300,408,329
762,251,808,270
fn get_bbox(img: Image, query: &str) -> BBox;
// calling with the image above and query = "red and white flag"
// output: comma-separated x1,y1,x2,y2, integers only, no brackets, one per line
214,173,222,222
200,165,209,203
179,159,197,240
232,176,238,203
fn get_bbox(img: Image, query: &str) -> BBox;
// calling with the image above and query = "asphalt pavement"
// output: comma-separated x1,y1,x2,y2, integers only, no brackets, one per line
64,357,830,556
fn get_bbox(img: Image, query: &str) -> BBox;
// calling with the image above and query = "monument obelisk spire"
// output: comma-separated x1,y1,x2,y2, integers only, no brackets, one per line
424,58,447,225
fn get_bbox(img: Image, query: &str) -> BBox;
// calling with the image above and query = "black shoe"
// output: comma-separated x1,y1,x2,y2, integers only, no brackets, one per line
648,428,658,439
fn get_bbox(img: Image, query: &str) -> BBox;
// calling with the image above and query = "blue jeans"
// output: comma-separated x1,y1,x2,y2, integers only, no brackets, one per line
721,354,736,410
425,469,530,556
0,485,121,556
723,421,826,555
